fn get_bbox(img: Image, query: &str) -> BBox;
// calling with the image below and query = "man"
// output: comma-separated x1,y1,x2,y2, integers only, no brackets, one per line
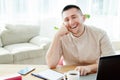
46,5,114,76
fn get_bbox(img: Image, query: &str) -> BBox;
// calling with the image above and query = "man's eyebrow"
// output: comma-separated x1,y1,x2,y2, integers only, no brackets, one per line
71,14,78,18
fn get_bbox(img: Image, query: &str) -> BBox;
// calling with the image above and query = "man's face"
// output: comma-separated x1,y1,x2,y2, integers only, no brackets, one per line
62,8,84,35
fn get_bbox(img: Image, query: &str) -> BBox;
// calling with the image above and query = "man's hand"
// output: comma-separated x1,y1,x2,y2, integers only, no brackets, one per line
56,24,69,37
75,66,91,76
75,63,98,76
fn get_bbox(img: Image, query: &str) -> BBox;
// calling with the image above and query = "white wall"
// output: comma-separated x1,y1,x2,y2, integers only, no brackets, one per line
39,17,61,40
39,15,120,41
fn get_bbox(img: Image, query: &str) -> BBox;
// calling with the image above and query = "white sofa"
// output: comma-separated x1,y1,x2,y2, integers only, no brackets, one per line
0,24,50,64
112,41,120,55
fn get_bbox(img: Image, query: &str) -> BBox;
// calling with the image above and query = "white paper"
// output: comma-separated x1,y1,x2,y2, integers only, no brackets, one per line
37,69,64,80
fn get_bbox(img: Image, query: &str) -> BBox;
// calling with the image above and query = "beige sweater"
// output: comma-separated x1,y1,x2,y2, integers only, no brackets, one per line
58,25,115,65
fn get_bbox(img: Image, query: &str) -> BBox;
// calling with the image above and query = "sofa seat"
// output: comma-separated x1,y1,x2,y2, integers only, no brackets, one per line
4,43,44,63
0,48,13,63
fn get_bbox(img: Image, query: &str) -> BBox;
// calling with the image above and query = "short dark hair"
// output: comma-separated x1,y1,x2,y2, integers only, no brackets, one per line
62,4,83,15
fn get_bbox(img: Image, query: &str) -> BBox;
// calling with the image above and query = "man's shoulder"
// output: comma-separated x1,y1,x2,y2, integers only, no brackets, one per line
85,25,106,34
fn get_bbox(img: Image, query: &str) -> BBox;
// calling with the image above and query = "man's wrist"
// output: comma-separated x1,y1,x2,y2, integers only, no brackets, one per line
87,64,98,73
55,32,64,38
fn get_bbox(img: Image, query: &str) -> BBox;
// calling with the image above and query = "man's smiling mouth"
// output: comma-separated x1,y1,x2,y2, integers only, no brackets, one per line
70,24,77,29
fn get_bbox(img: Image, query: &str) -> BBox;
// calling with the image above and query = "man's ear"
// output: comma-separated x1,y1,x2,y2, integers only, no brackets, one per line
80,15,86,23
82,15,86,22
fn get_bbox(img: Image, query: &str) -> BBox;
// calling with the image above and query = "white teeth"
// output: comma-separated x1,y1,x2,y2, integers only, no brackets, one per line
73,25,76,27
71,25,77,29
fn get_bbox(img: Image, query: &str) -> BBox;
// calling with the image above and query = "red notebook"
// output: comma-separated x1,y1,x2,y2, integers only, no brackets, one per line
0,73,22,80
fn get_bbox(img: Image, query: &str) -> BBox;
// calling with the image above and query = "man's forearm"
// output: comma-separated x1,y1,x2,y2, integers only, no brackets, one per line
46,34,62,68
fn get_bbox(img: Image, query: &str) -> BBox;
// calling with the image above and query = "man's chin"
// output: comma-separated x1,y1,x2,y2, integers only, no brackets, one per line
71,32,78,36
71,31,78,34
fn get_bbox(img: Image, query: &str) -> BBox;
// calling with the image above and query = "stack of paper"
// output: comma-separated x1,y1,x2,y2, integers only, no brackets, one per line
32,69,64,80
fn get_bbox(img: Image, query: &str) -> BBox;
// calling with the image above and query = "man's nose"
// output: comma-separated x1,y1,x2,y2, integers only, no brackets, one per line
69,19,74,26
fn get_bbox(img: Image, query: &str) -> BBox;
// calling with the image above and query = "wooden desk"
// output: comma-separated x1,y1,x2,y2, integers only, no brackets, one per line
55,65,97,80
0,64,97,80
0,64,48,80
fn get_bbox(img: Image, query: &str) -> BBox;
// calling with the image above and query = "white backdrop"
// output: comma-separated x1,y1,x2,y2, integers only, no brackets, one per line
0,0,120,41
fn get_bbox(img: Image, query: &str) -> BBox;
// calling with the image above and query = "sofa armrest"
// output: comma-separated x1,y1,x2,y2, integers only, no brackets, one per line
112,41,120,51
30,36,51,50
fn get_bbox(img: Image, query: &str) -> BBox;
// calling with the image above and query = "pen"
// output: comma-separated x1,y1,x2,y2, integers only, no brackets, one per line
31,73,48,80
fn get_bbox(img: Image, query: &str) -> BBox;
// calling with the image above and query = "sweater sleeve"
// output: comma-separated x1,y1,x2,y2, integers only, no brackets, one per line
100,32,115,57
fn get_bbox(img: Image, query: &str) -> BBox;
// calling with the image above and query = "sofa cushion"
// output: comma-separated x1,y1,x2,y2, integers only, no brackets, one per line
0,48,13,63
30,36,51,50
0,25,6,47
0,30,3,46
4,43,44,62
0,38,2,47
112,41,120,50
1,24,40,46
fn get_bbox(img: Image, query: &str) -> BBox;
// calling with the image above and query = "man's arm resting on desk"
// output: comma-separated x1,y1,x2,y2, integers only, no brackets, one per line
75,63,98,76
46,34,62,69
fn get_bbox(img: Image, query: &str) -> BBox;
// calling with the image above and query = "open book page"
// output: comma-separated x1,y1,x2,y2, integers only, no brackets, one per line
33,69,64,80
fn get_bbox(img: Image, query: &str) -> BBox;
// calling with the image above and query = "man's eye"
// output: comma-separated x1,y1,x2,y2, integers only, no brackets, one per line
65,19,69,22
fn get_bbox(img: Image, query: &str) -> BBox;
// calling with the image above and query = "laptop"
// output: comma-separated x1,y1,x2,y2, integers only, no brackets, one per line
97,54,120,80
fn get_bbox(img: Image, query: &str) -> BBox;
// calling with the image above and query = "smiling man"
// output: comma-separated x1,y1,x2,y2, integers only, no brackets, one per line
46,5,114,76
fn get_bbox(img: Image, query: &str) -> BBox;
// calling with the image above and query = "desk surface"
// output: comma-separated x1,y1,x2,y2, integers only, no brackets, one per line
0,64,97,80
55,65,97,80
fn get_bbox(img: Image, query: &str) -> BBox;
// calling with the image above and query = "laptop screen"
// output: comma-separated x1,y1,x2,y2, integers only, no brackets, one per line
97,55,120,80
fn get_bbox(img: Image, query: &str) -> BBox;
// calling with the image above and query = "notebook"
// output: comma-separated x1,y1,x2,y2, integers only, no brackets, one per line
31,69,64,80
97,55,120,80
